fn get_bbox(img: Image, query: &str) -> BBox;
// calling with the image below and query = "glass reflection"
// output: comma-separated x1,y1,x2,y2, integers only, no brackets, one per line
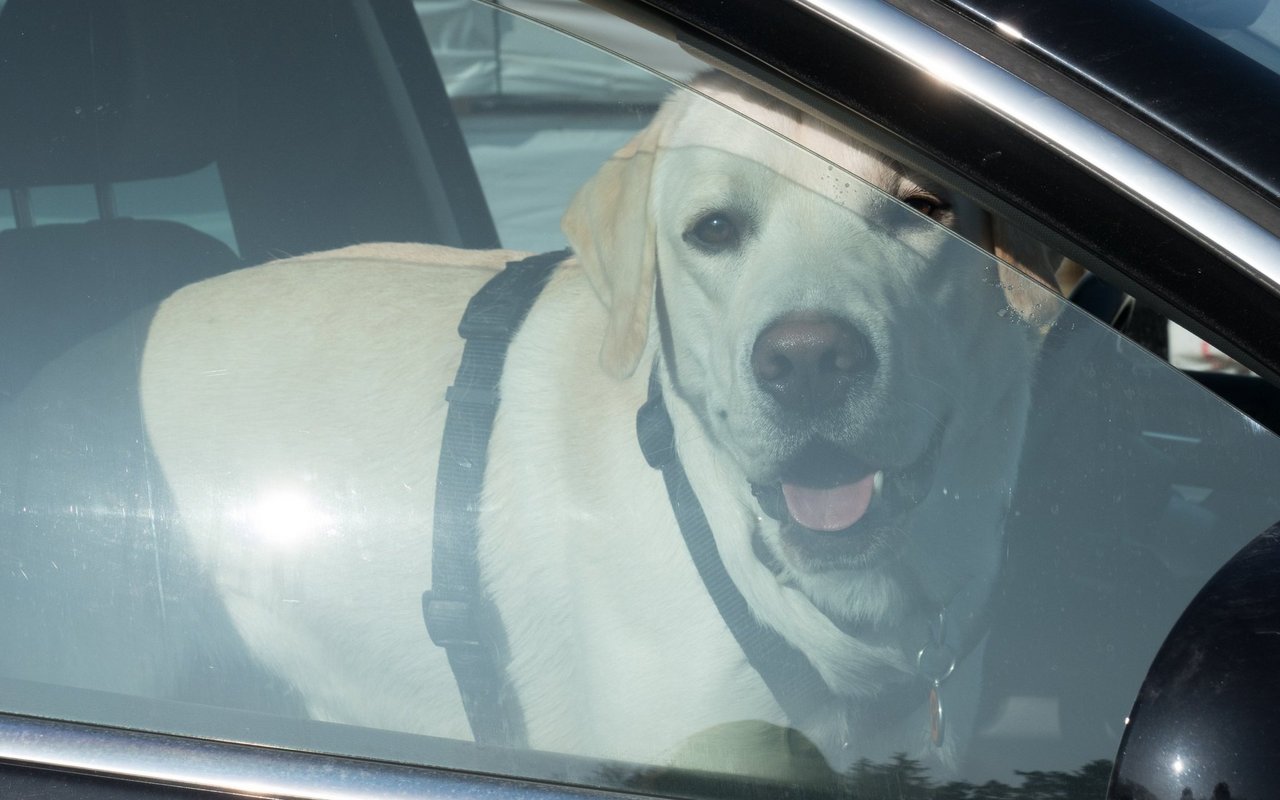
995,20,1025,40
232,488,332,549
0,6,1279,797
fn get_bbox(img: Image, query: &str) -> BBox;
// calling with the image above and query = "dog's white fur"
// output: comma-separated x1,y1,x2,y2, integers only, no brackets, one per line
139,77,1057,773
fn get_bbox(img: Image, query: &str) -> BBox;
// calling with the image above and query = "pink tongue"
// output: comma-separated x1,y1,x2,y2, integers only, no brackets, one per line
782,474,875,531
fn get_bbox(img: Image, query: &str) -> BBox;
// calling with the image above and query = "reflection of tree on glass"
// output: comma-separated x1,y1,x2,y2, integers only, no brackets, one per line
626,753,1116,799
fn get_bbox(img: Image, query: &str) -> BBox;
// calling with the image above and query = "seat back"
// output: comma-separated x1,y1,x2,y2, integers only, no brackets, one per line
0,0,242,399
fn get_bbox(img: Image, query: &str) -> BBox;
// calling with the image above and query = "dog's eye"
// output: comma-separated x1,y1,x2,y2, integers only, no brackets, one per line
687,212,741,251
903,192,949,219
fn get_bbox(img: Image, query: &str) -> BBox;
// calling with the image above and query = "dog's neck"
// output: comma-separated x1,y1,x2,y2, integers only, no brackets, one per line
647,354,998,752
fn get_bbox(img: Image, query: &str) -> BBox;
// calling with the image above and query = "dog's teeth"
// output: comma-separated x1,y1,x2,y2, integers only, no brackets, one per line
873,470,884,494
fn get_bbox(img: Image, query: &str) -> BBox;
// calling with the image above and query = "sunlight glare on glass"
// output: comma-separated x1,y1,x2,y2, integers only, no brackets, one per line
1173,756,1186,776
236,487,331,548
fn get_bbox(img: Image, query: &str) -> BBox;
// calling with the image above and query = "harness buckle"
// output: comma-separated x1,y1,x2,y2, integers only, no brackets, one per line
636,367,679,470
635,390,676,470
445,383,499,409
422,592,482,648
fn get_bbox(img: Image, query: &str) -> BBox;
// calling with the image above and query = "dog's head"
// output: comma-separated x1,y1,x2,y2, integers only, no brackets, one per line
564,75,1059,631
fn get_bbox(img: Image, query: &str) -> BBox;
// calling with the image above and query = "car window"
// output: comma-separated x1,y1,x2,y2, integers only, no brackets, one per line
1148,0,1280,70
417,1,704,253
1,166,236,251
2,2,1280,799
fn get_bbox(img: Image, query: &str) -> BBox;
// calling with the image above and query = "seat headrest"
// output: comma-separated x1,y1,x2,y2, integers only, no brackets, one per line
0,0,236,188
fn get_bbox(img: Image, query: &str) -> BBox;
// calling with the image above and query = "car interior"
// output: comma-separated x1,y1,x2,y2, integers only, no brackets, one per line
0,0,498,402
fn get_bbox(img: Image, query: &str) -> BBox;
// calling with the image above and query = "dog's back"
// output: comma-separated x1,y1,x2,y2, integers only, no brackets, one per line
141,244,525,739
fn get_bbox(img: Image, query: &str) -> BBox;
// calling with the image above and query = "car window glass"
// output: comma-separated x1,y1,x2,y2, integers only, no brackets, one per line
1147,0,1280,70
113,165,237,252
3,167,235,251
26,184,98,225
418,1,698,253
2,3,1280,799
421,0,687,102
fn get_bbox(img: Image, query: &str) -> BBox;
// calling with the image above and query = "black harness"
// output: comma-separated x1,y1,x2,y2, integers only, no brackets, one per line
635,372,835,731
425,252,989,749
422,250,564,746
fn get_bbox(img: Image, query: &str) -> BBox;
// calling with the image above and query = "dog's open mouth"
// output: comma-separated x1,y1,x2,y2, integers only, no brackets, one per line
751,425,946,567
782,476,877,531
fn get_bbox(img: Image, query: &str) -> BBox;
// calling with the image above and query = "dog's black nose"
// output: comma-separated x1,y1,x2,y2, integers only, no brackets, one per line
751,314,870,414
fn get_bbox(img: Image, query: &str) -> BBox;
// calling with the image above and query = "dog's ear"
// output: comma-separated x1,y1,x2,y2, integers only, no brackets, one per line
988,216,1064,331
562,119,666,379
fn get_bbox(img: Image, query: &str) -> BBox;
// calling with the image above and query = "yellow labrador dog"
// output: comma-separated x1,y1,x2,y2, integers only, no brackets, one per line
140,75,1057,773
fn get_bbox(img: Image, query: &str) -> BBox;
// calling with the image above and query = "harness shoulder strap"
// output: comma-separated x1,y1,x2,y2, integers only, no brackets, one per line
424,250,566,747
635,371,834,729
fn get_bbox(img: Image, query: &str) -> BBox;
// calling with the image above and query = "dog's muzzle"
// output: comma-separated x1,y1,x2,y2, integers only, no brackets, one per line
750,421,946,562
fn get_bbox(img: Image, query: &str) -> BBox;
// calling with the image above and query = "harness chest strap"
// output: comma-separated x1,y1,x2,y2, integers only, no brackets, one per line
424,250,566,748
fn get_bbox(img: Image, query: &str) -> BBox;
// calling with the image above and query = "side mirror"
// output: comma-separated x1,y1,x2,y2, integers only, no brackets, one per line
1111,522,1280,800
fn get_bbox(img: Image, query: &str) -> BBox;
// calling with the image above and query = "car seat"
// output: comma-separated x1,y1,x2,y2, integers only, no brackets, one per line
0,0,243,400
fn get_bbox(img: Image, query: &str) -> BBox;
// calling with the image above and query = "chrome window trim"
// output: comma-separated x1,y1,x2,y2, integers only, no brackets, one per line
790,0,1280,294
0,713,621,800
